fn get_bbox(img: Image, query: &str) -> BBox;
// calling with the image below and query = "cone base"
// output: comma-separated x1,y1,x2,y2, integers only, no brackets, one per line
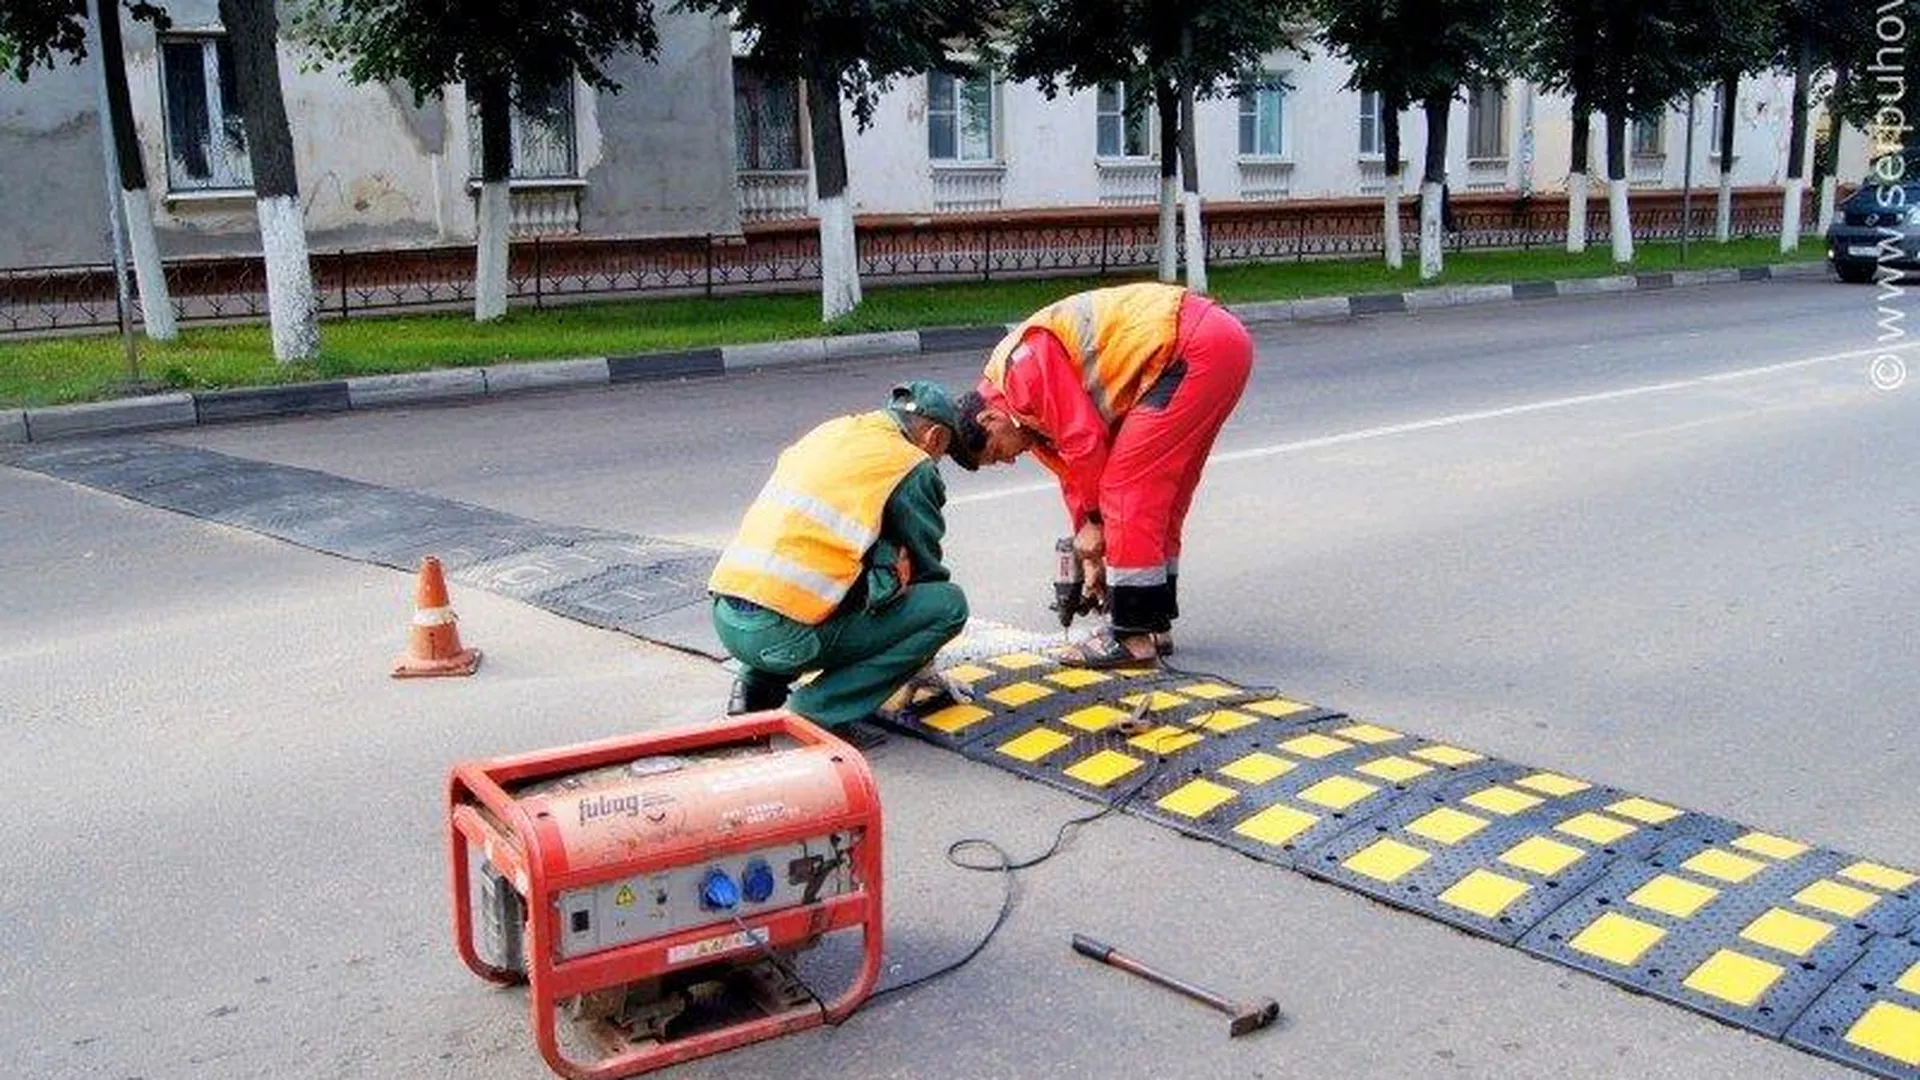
392,648,482,679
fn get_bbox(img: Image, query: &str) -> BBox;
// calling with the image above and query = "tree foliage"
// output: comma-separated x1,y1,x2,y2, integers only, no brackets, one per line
0,0,166,81
1001,0,1302,109
298,0,660,105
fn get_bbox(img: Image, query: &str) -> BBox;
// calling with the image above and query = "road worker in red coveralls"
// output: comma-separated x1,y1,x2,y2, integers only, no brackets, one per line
951,282,1253,668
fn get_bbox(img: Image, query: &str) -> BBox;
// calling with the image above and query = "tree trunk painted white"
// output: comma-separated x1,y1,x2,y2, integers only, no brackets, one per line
1419,181,1443,280
1567,173,1588,253
818,193,861,321
1158,176,1179,282
1383,171,1404,270
1608,177,1634,264
256,194,317,362
1780,177,1804,254
1181,191,1207,295
474,180,510,322
1816,175,1837,243
1716,170,1733,242
121,186,176,341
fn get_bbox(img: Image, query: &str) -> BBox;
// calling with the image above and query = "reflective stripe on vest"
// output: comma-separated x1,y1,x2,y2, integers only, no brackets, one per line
983,282,1186,423
708,411,927,623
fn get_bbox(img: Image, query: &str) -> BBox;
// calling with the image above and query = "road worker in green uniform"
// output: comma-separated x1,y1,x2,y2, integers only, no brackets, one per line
708,381,980,735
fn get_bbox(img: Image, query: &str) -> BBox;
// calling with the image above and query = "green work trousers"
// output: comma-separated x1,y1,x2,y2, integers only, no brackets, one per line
712,582,968,729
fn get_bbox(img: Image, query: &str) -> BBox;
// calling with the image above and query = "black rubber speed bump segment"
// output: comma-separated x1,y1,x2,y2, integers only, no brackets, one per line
1302,765,1706,944
1130,716,1498,868
1520,828,1920,1041
1787,934,1920,1077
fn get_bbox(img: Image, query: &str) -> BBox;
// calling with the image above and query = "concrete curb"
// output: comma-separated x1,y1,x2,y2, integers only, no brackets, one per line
5,260,1831,443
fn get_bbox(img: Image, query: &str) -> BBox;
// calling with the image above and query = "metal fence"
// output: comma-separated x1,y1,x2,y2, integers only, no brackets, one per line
0,188,1801,336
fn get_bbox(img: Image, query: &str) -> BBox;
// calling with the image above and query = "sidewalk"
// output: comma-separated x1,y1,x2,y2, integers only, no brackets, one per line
0,260,1829,446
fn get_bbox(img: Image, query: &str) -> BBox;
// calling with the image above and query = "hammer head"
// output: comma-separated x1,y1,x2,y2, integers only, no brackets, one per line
1228,999,1280,1038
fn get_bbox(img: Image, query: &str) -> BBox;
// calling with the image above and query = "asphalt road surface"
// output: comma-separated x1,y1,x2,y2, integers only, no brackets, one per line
4,275,1914,1079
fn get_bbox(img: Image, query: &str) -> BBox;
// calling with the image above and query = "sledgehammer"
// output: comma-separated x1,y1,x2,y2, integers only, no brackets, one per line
1071,934,1280,1037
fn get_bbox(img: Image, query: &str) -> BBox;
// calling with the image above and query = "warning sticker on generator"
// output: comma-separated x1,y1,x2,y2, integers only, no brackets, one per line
667,926,770,966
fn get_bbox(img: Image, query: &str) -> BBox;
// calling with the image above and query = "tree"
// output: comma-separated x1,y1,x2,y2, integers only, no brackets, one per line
300,0,660,323
1774,0,1880,249
1693,0,1776,243
1315,0,1416,268
676,1,988,321
1316,0,1507,279
1005,0,1303,293
218,0,318,361
1516,0,1601,252
2,0,177,340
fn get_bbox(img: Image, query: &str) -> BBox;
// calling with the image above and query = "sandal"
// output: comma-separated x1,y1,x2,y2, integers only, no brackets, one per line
1053,629,1160,670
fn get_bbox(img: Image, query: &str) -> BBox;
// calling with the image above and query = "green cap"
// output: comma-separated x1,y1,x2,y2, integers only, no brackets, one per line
888,379,962,434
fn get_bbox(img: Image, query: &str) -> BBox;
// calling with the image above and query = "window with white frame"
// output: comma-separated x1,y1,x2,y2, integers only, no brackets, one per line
1359,89,1383,156
1631,114,1664,156
928,70,995,163
1238,73,1286,158
159,36,251,192
467,76,578,180
1467,83,1506,159
1096,81,1153,158
734,60,803,171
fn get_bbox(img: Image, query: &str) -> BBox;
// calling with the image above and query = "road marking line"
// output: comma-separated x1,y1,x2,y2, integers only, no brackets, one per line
948,342,1920,507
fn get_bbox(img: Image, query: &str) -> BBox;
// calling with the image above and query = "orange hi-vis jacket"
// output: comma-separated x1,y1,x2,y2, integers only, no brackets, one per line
708,410,929,624
982,282,1187,424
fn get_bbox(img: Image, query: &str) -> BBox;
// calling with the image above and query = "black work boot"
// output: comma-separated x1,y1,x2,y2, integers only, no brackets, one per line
726,672,790,715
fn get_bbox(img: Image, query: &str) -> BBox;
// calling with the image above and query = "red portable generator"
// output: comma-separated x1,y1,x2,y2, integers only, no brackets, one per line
447,712,884,1078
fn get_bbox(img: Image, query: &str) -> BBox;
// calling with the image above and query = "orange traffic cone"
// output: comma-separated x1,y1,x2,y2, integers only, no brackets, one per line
392,556,482,678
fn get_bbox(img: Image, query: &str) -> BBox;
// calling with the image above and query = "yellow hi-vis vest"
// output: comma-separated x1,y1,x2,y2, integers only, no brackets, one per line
708,410,929,624
983,282,1187,423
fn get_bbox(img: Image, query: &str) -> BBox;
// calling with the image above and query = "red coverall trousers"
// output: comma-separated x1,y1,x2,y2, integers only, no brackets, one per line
1102,294,1253,634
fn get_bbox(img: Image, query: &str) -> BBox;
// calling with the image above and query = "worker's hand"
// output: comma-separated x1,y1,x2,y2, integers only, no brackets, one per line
894,547,913,588
1073,520,1105,563
1080,558,1107,612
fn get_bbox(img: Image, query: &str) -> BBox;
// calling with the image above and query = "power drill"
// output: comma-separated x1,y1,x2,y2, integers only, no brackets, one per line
1050,536,1100,628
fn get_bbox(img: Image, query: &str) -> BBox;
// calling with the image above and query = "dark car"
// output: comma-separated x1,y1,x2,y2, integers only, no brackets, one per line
1826,181,1920,283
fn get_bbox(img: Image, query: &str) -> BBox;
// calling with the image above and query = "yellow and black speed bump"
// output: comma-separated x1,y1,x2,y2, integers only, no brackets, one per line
889,651,1210,752
1300,766,1714,944
1787,933,1920,1075
1520,829,1919,1040
1127,715,1498,866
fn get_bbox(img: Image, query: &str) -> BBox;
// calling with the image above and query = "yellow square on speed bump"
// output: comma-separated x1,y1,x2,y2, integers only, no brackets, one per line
1463,785,1545,817
1606,796,1683,825
1739,907,1835,958
923,703,995,735
1407,806,1491,845
1157,778,1238,819
1234,804,1320,847
1793,879,1881,920
1411,744,1484,767
1557,812,1638,846
1177,681,1243,700
1047,667,1111,689
1355,756,1434,783
1064,749,1145,787
1332,723,1403,744
1061,704,1132,732
1219,751,1297,785
1731,831,1809,861
1440,869,1531,918
1128,726,1204,754
941,663,996,685
1682,848,1768,884
987,681,1054,708
1569,912,1667,966
1840,861,1919,892
1845,1001,1920,1069
1627,874,1721,919
1500,836,1586,877
1514,772,1590,797
1198,709,1258,734
1246,697,1312,718
1683,948,1784,1008
1119,690,1188,712
997,728,1073,763
1298,775,1380,811
1344,838,1430,882
1898,960,1920,995
990,651,1049,671
1278,733,1352,760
